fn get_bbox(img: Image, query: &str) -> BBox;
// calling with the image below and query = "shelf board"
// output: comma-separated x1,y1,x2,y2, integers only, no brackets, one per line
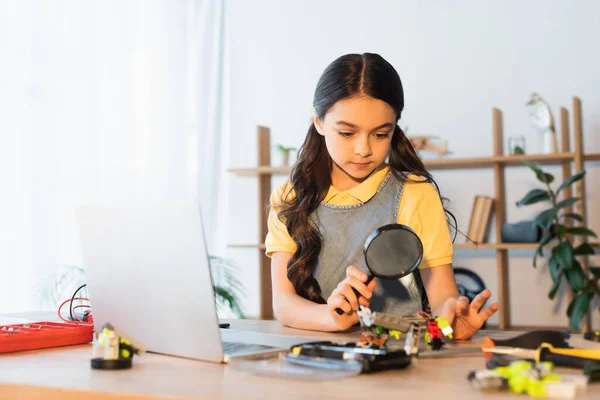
424,152,575,170
228,243,266,250
228,152,600,175
585,153,600,162
454,243,538,250
455,242,599,250
227,166,291,176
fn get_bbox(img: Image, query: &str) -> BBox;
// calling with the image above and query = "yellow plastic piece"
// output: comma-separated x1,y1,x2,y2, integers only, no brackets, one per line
388,329,402,340
435,317,453,339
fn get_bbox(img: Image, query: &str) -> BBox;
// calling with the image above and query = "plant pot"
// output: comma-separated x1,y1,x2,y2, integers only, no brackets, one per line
282,152,290,167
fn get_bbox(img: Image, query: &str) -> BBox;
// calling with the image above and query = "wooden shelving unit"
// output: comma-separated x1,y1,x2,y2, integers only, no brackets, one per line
228,97,599,328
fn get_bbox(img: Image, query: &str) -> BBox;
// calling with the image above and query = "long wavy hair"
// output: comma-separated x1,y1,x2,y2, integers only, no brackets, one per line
277,53,457,303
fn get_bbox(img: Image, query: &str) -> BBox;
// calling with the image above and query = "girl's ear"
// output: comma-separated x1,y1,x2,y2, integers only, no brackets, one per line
313,114,325,136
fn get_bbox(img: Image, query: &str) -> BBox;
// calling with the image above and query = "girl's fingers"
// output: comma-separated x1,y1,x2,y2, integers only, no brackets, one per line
345,276,372,300
470,289,492,312
346,266,367,282
439,297,457,323
328,294,352,315
479,302,500,320
367,280,377,291
455,296,470,317
358,296,370,307
338,283,359,311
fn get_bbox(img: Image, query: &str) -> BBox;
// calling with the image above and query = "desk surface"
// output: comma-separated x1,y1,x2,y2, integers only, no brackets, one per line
1,315,598,400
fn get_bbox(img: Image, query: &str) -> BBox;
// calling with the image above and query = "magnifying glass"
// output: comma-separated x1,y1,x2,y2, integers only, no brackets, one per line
335,224,423,315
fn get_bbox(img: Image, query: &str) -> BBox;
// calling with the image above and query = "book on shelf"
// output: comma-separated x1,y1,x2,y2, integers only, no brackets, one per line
466,195,494,244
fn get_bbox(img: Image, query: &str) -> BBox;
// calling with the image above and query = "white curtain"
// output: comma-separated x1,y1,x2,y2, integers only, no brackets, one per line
186,0,229,255
0,0,228,313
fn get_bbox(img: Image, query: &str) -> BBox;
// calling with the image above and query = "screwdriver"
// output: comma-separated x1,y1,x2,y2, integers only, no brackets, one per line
483,343,600,369
419,330,569,358
482,330,569,349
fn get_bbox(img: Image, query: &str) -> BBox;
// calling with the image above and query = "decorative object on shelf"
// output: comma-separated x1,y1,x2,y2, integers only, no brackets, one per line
466,195,494,244
526,92,558,154
408,136,450,158
516,160,598,331
501,220,541,243
508,135,526,155
272,144,297,167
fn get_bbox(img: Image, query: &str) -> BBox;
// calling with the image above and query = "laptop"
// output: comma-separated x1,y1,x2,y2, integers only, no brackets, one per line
75,202,284,363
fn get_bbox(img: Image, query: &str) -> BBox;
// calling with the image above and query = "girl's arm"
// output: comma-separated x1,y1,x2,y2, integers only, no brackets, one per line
419,264,459,316
421,264,499,339
271,252,375,332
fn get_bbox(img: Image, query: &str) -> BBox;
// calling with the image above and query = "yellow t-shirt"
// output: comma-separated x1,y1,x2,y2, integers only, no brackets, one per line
265,164,453,269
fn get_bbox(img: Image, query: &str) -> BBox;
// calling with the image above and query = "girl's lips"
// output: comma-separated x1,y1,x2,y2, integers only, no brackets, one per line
352,162,371,168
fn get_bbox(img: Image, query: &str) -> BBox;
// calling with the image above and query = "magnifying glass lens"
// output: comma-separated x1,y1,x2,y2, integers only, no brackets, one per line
365,228,422,279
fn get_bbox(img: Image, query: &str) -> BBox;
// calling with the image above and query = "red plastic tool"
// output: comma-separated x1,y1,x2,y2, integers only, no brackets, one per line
0,321,93,353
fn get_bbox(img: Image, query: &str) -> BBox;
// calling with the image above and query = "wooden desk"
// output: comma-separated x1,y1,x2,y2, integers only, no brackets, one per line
1,318,598,399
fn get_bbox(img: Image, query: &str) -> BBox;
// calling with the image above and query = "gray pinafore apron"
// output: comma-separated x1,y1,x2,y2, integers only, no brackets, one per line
311,171,424,316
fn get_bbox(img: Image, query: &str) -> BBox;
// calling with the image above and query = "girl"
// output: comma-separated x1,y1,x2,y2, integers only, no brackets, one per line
265,53,498,339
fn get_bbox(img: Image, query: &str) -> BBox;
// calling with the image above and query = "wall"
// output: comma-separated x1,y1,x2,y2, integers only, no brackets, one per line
224,0,600,327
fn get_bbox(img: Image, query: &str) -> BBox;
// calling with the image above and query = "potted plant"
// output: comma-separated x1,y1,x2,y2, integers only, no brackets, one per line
273,144,297,167
515,161,599,331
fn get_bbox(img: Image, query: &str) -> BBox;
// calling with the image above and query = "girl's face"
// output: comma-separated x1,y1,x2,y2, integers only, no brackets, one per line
314,95,395,190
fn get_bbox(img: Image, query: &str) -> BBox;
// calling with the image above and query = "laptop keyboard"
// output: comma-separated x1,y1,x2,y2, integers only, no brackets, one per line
222,341,279,356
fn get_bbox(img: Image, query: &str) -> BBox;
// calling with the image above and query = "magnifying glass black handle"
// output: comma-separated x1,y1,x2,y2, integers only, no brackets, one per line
334,274,374,315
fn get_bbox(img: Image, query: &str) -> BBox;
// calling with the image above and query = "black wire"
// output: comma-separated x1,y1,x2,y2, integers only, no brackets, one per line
69,284,87,322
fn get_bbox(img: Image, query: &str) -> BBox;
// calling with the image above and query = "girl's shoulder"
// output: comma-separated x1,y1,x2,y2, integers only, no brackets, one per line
399,173,438,201
270,181,296,208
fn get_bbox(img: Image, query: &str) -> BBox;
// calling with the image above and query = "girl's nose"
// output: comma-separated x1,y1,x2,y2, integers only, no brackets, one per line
355,138,372,157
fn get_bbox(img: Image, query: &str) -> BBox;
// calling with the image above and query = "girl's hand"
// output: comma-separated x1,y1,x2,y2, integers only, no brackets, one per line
326,266,377,330
439,289,499,340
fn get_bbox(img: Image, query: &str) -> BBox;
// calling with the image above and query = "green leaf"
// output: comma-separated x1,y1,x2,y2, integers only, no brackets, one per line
565,264,585,292
534,209,558,229
549,258,561,281
538,231,555,254
568,292,592,331
548,271,562,299
538,172,554,184
554,224,568,239
567,295,575,318
561,213,584,223
521,160,554,184
515,189,551,207
574,242,596,256
557,171,586,195
533,231,555,267
555,197,581,210
566,227,598,238
553,242,574,269
522,160,543,174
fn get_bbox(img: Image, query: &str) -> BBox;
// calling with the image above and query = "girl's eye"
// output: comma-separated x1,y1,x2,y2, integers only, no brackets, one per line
338,131,354,138
375,132,391,139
